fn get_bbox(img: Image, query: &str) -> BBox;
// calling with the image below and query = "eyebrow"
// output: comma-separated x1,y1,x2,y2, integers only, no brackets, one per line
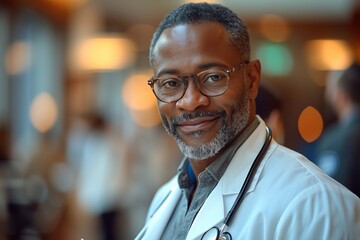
155,62,230,77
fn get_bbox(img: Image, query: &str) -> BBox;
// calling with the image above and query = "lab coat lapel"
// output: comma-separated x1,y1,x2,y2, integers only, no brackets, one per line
137,180,181,240
222,120,267,195
186,182,226,240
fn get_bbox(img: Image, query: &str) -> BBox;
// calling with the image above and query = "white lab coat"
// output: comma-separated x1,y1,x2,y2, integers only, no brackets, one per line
135,117,360,240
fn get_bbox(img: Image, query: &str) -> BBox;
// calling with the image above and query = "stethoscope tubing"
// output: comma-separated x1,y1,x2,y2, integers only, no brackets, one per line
222,126,272,227
201,126,272,240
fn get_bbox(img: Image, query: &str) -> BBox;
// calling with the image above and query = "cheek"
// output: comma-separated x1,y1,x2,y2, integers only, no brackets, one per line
218,86,248,116
222,85,246,106
211,97,237,120
158,102,173,121
227,76,247,94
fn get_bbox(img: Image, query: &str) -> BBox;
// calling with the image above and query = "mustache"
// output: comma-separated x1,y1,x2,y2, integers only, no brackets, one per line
170,111,226,126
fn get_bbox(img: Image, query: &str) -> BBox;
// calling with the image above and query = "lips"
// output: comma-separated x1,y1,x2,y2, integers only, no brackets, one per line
177,116,220,134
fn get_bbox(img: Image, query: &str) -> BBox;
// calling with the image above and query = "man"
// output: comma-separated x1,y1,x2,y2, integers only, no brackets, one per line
135,3,360,240
315,63,360,197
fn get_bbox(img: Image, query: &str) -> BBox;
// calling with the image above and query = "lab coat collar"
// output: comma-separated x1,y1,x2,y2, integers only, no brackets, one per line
135,177,181,240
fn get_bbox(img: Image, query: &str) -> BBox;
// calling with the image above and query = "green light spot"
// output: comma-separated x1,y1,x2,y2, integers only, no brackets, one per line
256,43,293,76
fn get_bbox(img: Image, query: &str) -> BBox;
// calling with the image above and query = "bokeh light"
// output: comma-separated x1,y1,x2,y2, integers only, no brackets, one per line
256,42,293,76
122,72,161,127
72,35,137,71
30,92,58,133
122,73,156,110
306,39,353,71
47,0,87,9
298,106,323,143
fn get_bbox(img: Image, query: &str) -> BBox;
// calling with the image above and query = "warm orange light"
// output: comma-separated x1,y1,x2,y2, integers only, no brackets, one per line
259,14,290,42
122,72,161,127
30,92,58,133
306,40,353,71
73,36,136,71
122,73,157,111
298,106,323,143
5,41,30,75
47,0,87,9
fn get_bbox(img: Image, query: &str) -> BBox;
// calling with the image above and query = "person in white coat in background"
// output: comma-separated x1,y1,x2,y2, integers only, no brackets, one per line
135,3,360,240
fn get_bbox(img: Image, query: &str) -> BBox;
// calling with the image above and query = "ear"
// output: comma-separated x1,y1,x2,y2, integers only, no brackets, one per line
246,60,261,100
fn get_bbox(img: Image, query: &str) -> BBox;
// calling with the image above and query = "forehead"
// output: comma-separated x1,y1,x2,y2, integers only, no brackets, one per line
151,23,241,73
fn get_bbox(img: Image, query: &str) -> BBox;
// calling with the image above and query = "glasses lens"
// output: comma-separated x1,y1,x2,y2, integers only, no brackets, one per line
151,69,231,102
153,76,184,102
198,69,229,96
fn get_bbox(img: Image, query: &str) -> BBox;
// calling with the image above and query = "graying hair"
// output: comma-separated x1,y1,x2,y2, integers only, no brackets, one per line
149,3,250,64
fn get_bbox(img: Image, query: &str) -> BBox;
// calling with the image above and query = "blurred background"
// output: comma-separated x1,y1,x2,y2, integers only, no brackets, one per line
0,0,359,239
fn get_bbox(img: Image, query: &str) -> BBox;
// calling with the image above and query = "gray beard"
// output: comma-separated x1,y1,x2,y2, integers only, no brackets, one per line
162,88,250,160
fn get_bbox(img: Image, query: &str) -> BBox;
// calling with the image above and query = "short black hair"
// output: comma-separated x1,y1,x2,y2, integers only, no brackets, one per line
149,3,250,64
339,63,360,105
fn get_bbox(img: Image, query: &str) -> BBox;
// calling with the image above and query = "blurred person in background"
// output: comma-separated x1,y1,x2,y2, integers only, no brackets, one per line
256,83,285,144
315,62,360,197
74,113,133,240
135,3,360,240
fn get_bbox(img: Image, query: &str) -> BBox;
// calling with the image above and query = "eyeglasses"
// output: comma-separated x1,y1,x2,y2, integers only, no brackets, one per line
147,63,248,103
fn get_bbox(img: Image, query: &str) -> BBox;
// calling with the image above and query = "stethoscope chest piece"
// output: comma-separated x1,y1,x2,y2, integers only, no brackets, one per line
201,227,232,240
219,233,232,240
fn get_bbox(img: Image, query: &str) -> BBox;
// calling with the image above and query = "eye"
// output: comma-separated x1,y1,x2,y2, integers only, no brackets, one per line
158,77,182,90
206,74,222,82
202,71,227,84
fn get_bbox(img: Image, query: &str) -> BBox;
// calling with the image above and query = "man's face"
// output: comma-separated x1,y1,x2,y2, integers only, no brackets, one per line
151,23,260,160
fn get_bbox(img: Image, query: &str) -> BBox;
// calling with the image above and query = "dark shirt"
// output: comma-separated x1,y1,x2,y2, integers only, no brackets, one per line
315,109,360,197
160,118,259,240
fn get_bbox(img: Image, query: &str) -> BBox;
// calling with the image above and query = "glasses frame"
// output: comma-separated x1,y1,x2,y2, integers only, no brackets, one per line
148,62,248,103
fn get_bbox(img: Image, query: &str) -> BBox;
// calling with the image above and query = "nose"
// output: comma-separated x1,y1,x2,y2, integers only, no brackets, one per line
176,80,210,111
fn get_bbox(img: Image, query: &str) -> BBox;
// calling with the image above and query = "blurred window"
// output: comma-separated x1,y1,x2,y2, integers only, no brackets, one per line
8,9,64,164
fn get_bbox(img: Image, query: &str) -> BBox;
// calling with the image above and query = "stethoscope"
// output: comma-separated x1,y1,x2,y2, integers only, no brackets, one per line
201,126,272,240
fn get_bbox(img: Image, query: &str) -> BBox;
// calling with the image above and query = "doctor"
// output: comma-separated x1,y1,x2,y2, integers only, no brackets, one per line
135,3,360,240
